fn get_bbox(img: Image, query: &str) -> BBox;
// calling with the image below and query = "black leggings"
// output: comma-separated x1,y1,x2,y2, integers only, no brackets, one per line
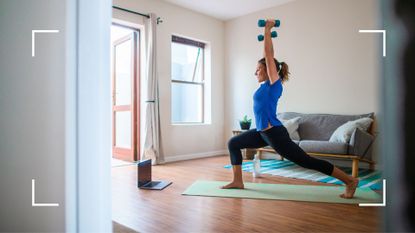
228,126,334,176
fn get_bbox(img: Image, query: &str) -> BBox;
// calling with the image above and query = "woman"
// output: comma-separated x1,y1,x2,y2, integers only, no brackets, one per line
222,19,359,199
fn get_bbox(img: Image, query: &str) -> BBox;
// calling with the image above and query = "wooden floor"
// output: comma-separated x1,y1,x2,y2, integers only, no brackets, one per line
112,155,381,232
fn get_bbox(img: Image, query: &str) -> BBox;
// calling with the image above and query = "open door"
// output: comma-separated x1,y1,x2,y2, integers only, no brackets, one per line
111,26,139,162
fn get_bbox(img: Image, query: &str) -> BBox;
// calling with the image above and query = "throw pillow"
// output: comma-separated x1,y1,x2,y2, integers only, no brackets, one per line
281,117,301,140
329,117,373,143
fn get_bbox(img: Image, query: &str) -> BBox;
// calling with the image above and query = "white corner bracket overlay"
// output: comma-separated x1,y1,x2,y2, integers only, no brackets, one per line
359,179,386,207
359,30,386,57
31,30,60,57
32,179,59,207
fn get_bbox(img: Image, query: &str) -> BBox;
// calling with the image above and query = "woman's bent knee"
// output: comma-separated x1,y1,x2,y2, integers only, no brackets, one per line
228,137,240,150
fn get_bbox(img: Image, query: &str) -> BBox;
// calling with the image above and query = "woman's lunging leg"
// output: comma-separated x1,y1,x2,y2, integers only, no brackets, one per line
262,126,359,198
222,129,268,189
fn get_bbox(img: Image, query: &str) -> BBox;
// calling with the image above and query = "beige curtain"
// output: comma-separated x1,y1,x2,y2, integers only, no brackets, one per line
142,13,163,165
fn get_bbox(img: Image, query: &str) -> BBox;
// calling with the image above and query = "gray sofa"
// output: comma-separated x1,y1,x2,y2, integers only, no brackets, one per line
257,112,376,177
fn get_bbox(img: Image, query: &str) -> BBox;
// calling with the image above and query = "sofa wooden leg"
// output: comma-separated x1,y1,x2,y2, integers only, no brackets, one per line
352,159,359,178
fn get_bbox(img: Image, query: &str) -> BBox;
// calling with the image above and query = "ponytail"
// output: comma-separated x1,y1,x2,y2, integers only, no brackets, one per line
279,62,290,82
258,57,291,83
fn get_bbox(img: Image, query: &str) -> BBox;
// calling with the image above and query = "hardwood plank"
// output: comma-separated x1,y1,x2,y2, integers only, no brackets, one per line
112,155,380,232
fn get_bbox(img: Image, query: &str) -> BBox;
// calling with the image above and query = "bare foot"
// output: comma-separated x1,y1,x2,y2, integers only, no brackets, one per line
221,181,244,189
340,178,359,199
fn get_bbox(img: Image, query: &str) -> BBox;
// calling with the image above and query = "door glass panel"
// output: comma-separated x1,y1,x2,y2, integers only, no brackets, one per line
115,39,132,105
111,26,132,43
115,111,131,149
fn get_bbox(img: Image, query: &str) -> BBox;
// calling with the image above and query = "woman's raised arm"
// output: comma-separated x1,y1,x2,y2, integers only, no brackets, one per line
263,19,279,85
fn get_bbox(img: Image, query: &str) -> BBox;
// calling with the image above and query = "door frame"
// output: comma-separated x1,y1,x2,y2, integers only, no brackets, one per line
111,23,140,162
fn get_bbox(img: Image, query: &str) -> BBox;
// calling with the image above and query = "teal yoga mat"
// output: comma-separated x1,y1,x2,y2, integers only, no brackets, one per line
182,180,382,204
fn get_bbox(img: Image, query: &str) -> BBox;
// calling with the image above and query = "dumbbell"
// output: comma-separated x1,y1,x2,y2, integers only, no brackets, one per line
257,31,278,41
258,19,281,28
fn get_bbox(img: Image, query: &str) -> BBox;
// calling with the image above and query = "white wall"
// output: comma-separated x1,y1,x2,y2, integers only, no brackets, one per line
113,0,227,162
225,0,381,140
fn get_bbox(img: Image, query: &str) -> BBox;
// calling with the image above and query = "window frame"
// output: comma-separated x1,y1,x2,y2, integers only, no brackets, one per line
171,35,205,124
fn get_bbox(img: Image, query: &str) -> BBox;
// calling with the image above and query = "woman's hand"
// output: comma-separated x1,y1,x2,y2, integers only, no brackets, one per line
265,19,275,31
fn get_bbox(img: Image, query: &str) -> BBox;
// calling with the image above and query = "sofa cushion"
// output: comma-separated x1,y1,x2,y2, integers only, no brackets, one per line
278,112,374,141
349,128,374,159
299,140,349,155
329,117,373,143
281,117,301,140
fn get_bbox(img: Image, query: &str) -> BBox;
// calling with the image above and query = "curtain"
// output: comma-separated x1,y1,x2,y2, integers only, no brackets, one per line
142,13,163,165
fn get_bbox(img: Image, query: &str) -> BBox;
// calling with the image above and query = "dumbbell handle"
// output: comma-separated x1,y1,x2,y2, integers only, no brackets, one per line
258,19,281,28
257,31,278,41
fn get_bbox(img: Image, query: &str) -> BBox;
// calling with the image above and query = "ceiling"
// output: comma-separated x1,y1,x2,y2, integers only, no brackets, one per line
161,0,295,21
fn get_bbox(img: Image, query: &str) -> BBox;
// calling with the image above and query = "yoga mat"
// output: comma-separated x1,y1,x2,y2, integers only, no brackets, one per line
182,180,382,204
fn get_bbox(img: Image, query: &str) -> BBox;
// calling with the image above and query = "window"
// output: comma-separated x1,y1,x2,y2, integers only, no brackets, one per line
171,35,205,123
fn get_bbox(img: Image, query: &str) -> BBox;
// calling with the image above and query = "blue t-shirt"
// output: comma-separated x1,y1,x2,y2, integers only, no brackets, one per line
253,79,283,131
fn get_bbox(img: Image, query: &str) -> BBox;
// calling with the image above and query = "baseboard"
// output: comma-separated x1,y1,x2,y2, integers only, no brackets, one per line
164,150,227,163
